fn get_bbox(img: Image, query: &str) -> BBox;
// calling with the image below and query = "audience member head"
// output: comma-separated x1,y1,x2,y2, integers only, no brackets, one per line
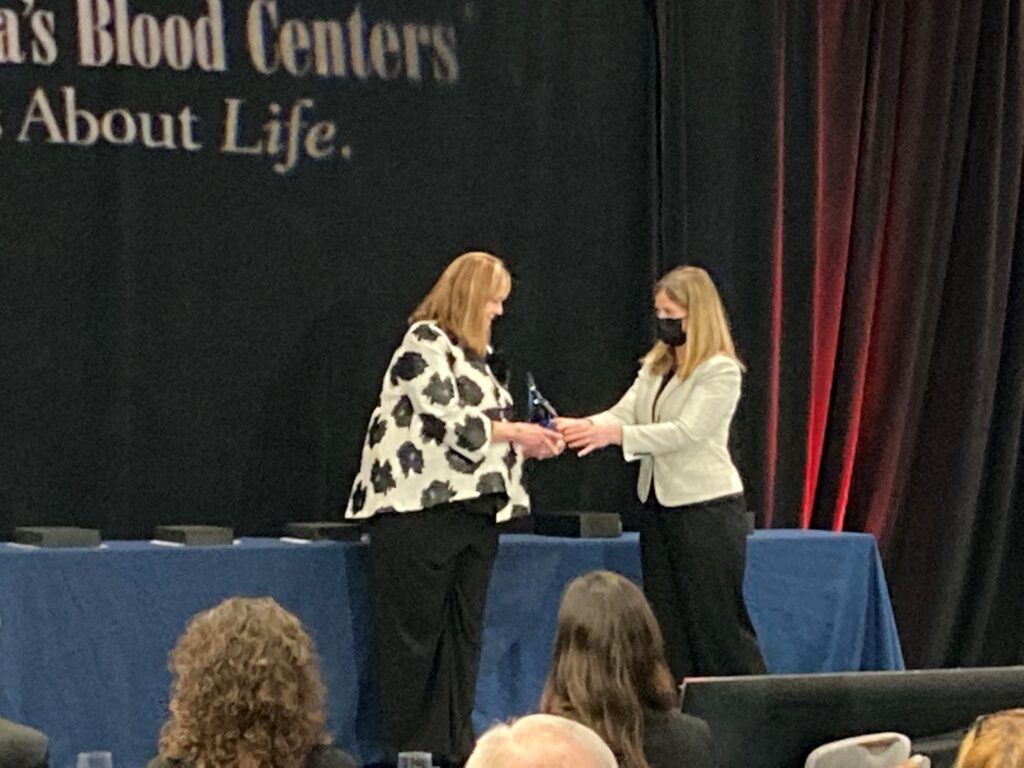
539,570,678,768
158,596,330,768
466,714,617,768
953,709,1024,768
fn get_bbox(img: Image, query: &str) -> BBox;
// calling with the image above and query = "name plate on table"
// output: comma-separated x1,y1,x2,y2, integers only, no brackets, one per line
154,525,234,546
533,511,622,539
12,526,102,548
284,521,363,541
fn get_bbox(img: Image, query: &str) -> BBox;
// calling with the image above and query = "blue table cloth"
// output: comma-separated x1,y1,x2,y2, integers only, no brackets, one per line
0,531,902,767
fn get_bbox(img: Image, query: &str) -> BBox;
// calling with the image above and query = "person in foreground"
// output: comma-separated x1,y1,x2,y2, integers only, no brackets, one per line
539,570,715,768
0,716,48,768
555,265,765,680
147,597,356,768
952,709,1024,768
345,251,564,765
466,714,618,768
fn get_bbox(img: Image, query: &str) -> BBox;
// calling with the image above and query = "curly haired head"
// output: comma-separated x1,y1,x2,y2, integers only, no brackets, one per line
954,709,1024,768
158,597,330,768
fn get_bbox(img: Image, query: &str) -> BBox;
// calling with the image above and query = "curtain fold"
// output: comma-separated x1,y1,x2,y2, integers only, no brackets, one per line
654,0,1024,666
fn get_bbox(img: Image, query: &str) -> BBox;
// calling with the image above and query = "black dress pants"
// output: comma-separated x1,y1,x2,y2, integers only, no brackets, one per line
640,493,767,681
368,497,500,765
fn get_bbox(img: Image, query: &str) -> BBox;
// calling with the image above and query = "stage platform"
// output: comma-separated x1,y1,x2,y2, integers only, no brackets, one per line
0,530,902,767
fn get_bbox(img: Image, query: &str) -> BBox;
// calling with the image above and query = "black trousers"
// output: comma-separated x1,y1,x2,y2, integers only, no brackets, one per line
368,497,500,765
640,493,767,681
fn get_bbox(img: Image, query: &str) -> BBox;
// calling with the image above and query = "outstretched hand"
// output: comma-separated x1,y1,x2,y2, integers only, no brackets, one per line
553,418,623,457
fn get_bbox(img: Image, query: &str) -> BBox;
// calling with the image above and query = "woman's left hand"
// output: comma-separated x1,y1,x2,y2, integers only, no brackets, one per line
521,439,564,460
561,421,622,457
512,422,566,459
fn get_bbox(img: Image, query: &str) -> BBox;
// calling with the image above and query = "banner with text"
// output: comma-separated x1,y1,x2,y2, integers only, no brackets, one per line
1,0,655,537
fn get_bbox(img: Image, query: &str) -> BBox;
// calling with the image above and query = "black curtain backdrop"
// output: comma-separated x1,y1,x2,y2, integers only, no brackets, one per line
1,0,654,538
655,0,1024,668
4,0,1024,672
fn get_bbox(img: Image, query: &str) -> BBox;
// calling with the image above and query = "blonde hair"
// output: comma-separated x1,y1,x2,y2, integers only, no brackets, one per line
540,571,678,768
953,709,1024,768
158,597,330,768
410,251,512,357
643,266,744,380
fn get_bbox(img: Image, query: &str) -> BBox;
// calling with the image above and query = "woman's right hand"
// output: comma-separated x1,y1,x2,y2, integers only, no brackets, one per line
552,417,591,435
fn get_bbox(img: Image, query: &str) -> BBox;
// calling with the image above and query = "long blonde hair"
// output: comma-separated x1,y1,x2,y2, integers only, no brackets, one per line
953,709,1024,768
410,251,512,357
540,571,679,768
158,597,330,768
643,266,744,380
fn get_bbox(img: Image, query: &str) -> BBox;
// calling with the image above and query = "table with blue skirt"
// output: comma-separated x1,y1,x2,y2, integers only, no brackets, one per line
0,530,903,768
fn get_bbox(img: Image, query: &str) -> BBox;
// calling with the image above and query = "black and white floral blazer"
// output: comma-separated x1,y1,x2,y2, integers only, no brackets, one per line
345,321,529,523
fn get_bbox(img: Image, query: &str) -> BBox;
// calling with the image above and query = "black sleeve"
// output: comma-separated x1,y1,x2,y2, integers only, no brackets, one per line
646,712,717,768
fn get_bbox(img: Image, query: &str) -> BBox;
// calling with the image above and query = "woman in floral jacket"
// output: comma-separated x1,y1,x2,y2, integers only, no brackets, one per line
346,251,563,765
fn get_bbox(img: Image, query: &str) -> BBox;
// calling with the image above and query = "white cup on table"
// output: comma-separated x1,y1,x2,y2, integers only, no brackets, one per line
397,752,433,768
76,752,113,768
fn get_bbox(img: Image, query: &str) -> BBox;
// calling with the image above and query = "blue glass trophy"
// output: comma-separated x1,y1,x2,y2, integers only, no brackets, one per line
526,372,558,428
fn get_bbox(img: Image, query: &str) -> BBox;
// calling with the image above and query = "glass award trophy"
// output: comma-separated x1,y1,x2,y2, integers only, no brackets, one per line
526,372,558,428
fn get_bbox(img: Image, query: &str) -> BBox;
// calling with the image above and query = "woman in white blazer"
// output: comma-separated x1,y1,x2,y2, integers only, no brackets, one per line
346,251,564,765
555,266,765,680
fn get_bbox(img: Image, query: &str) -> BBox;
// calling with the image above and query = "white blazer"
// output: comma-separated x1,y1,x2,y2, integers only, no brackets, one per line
590,354,744,507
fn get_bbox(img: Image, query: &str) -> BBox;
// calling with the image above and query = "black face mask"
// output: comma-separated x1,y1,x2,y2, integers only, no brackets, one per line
656,317,687,347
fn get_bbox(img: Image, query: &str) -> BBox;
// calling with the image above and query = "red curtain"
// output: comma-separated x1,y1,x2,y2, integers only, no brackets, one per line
654,0,1024,666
